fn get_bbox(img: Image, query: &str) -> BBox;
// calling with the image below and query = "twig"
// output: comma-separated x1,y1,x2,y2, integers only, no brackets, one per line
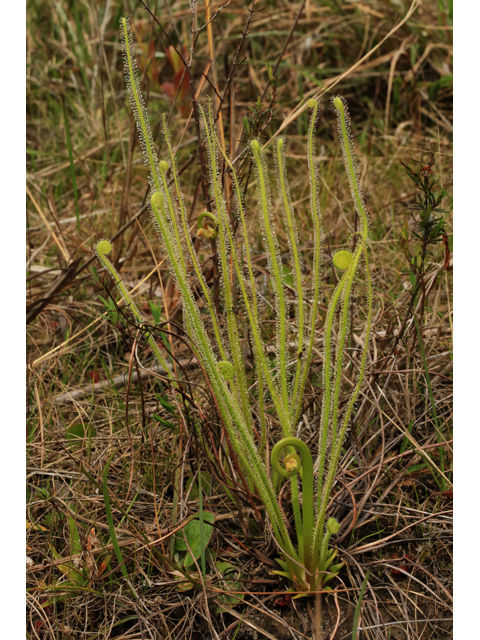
53,356,196,404
260,0,307,102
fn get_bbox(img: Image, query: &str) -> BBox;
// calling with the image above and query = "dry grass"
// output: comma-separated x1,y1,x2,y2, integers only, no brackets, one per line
27,1,452,638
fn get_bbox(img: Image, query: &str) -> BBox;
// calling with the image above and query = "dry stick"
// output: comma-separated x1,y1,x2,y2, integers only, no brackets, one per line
339,619,453,640
204,0,226,153
176,61,211,148
330,589,343,640
371,367,452,380
388,260,449,361
259,0,307,102
383,579,418,640
26,231,51,269
27,202,150,362
384,36,412,135
344,557,383,639
51,331,290,402
214,602,280,640
354,445,439,532
150,429,165,547
28,137,128,180
27,593,56,640
354,354,451,467
28,56,216,343
337,439,452,517
222,592,299,640
315,590,322,640
401,557,453,604
219,0,256,114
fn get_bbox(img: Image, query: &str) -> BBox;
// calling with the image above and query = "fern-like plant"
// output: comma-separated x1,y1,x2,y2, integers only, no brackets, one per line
96,17,373,595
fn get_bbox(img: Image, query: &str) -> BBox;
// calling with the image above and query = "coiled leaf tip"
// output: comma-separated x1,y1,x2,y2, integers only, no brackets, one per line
333,250,353,270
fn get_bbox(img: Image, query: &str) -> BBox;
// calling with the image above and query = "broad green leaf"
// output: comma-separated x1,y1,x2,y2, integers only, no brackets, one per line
173,512,215,567
66,423,96,445
214,560,244,610
151,414,176,430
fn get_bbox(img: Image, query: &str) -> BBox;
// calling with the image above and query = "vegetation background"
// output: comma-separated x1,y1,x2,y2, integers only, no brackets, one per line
26,0,452,638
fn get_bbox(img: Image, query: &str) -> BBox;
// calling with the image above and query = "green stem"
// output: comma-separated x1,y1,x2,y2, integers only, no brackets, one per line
316,270,349,510
352,571,371,640
333,97,368,236
276,137,305,398
293,99,323,425
95,240,174,380
204,116,289,434
210,123,268,450
271,437,314,581
160,120,227,360
251,139,291,423
121,17,161,192
313,244,372,563
151,192,297,562
330,246,362,445
115,24,376,595
201,103,254,435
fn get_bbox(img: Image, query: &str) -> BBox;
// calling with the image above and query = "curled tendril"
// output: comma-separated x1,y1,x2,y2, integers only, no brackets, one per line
96,239,113,258
151,191,163,209
333,249,353,270
217,361,234,380
95,239,143,323
284,452,301,474
307,98,318,109
271,440,306,478
327,517,340,535
197,211,219,241
271,437,314,574
95,237,175,385
159,160,169,172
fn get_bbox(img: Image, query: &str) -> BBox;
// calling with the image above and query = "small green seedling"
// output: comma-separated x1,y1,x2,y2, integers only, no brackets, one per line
148,300,162,324
98,295,122,326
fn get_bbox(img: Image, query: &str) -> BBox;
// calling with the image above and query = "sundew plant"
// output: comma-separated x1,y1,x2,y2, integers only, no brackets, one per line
96,17,373,594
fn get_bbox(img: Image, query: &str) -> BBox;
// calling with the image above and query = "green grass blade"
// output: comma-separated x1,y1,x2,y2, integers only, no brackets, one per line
102,451,136,596
62,98,80,231
352,570,370,640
